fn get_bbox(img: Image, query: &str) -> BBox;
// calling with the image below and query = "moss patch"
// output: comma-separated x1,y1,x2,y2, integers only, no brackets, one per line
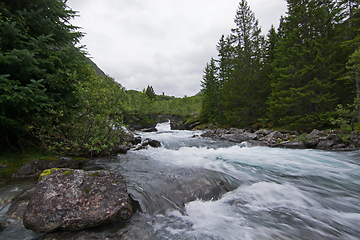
38,168,60,181
64,170,74,175
88,172,100,177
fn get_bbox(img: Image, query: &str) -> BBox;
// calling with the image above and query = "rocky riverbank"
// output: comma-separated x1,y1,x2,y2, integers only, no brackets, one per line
201,128,360,151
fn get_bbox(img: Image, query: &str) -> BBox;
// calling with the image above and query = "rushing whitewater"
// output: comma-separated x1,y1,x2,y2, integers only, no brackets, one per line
0,121,359,240
131,122,360,240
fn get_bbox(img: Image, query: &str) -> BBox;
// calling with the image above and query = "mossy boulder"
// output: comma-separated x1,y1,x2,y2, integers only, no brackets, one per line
23,168,133,233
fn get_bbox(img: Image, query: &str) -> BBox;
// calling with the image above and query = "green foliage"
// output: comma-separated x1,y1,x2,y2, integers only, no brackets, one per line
267,0,344,130
145,85,156,101
28,66,131,157
331,47,360,130
201,0,265,128
330,104,357,130
125,89,201,123
199,0,359,131
0,147,54,178
200,58,221,123
0,0,86,150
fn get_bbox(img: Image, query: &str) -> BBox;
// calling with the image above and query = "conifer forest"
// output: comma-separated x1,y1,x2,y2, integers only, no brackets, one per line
200,0,360,131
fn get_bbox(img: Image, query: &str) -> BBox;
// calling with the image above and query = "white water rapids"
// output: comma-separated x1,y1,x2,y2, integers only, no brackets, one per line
0,121,359,239
132,121,360,240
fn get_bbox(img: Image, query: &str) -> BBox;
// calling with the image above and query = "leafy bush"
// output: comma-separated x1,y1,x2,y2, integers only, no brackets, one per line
28,66,132,157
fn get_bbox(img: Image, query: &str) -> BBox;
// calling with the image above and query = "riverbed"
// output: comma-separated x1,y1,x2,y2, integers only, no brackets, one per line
1,121,359,239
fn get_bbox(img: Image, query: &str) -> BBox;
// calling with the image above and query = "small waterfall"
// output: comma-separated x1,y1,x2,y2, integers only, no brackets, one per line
155,120,171,132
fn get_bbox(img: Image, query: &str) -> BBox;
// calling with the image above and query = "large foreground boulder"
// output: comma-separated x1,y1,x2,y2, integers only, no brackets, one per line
23,168,133,233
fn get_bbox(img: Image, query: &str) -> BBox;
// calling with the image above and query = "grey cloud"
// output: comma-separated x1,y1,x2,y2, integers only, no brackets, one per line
67,0,287,97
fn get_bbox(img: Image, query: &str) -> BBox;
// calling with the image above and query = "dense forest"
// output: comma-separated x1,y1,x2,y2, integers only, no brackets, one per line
2,0,359,160
0,0,201,157
0,0,128,156
200,0,360,131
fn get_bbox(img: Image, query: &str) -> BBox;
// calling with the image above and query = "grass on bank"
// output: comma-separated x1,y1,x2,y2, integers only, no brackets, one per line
0,147,57,178
0,148,88,178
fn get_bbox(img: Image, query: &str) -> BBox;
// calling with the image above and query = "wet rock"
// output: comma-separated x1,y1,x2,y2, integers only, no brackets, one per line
308,129,327,139
11,160,46,178
317,134,343,149
332,143,349,150
318,140,337,149
38,214,154,240
23,168,133,233
12,159,88,179
246,140,270,147
220,132,258,143
132,168,241,215
200,129,217,138
186,121,201,130
116,145,129,154
255,129,272,138
139,127,158,133
0,163,8,170
170,121,186,130
130,135,142,145
142,138,161,148
262,131,284,144
272,141,306,149
228,128,245,134
347,132,360,147
304,138,320,149
201,129,257,143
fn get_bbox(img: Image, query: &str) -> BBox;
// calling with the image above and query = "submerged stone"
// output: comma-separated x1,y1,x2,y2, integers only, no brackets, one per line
23,168,133,233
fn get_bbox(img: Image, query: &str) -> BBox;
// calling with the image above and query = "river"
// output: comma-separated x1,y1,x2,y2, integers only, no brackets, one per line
1,121,360,239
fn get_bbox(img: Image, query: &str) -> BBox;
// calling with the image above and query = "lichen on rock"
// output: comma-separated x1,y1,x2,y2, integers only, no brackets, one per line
23,168,133,233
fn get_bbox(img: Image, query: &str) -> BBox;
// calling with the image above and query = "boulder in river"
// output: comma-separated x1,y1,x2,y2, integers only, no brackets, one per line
12,158,88,179
23,168,133,233
272,140,306,149
141,138,162,148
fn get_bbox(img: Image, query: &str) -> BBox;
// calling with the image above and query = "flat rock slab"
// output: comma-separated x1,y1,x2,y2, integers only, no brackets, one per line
23,168,133,233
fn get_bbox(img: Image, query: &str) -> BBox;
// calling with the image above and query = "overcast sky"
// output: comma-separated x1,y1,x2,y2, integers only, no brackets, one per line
66,0,288,97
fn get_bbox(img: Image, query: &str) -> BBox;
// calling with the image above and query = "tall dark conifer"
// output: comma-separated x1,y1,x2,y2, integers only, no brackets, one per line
200,58,220,123
0,0,85,148
268,0,345,130
215,35,233,124
222,0,264,127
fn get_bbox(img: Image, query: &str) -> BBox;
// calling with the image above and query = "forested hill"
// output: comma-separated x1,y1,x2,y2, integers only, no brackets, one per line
0,0,200,157
200,0,360,131
0,0,134,156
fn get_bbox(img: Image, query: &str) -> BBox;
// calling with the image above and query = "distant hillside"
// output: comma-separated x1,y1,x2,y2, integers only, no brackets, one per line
86,58,106,76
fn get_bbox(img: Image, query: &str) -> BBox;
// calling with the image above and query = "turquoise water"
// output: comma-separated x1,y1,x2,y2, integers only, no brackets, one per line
1,122,359,239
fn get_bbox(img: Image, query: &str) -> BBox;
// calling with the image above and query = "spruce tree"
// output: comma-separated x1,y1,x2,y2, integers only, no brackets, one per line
0,0,85,148
200,58,220,123
222,0,264,127
215,35,233,124
145,85,156,101
267,0,345,130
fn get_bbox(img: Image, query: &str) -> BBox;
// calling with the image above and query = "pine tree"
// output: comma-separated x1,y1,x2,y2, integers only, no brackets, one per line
222,0,264,127
145,85,156,100
267,0,346,130
259,25,279,121
0,0,85,148
215,35,233,124
200,58,220,123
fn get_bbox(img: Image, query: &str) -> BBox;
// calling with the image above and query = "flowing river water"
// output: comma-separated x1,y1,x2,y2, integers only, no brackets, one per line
1,121,360,239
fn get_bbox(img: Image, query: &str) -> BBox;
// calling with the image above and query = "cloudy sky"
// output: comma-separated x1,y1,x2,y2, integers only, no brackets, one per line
66,0,288,97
